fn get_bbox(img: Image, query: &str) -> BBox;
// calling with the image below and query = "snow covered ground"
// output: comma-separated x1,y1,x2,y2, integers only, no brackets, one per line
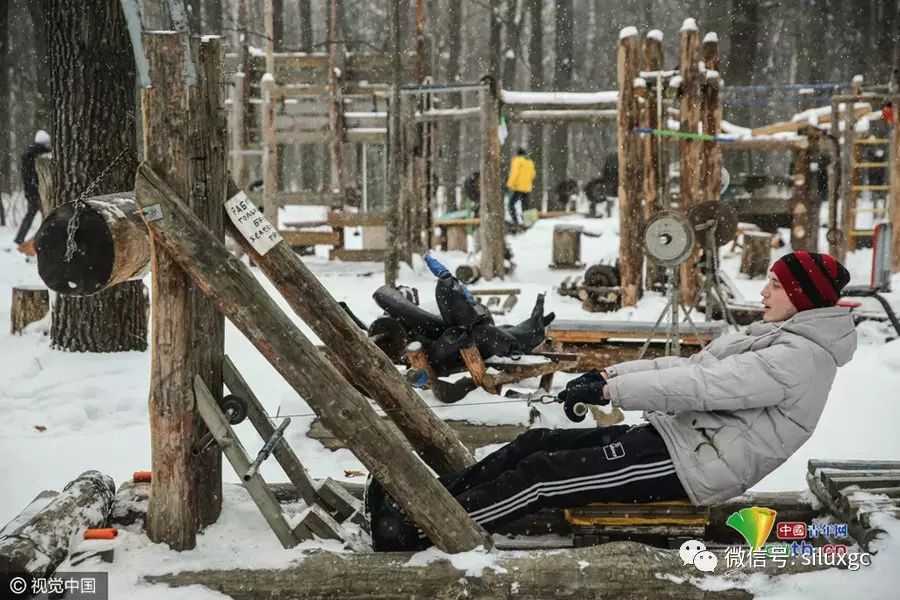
2,207,900,598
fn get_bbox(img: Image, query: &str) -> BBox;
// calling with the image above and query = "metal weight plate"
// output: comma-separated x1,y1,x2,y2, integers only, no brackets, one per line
687,201,738,246
219,394,248,425
644,210,695,267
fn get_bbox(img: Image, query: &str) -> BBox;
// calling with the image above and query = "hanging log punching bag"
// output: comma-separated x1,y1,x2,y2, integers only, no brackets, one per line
35,193,151,295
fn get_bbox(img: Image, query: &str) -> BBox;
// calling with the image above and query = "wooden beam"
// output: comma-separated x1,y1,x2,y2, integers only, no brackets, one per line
248,190,342,208
720,138,808,151
504,109,617,123
329,248,386,261
224,179,473,475
751,104,871,137
415,107,482,122
327,0,345,197
279,230,340,246
678,21,701,307
790,145,813,250
327,212,386,227
141,33,226,550
134,163,491,553
617,28,642,307
147,536,841,599
479,77,505,279
700,34,722,202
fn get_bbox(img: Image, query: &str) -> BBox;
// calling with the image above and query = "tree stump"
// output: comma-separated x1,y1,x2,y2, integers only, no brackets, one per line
739,231,774,278
551,224,583,268
10,285,50,334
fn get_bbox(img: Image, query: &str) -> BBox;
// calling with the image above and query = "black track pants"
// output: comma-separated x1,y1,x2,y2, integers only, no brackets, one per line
439,423,689,532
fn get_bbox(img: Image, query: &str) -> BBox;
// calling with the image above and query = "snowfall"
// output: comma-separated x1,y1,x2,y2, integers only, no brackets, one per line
2,194,900,599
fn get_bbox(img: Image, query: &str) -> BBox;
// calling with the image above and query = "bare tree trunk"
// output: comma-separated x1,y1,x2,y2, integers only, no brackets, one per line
502,0,523,88
43,0,147,353
25,1,51,126
489,0,502,83
297,0,317,191
526,0,544,203
547,0,573,208
0,0,8,221
440,0,463,192
187,0,202,32
385,0,403,286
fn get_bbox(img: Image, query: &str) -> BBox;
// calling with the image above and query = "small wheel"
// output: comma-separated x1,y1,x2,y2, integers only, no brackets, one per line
219,394,248,424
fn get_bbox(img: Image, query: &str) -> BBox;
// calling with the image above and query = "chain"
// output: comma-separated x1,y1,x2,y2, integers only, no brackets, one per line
63,147,132,263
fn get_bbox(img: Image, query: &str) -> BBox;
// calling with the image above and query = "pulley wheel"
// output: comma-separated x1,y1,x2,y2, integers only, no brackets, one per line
368,316,409,363
687,201,738,247
643,210,695,267
219,394,248,425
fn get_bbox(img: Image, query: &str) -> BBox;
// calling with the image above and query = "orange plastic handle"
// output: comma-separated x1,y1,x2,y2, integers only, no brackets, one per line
83,528,118,540
133,471,152,482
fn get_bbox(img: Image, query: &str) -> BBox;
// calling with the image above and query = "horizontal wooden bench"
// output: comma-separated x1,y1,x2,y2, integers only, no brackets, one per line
567,500,711,548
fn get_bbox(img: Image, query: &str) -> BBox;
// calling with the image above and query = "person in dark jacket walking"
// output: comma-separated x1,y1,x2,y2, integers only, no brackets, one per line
367,251,857,551
14,130,52,255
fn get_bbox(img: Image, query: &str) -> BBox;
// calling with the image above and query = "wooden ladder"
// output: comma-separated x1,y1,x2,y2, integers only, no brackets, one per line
849,137,891,247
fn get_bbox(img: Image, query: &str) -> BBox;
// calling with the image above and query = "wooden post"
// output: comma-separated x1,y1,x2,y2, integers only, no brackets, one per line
678,19,701,306
133,163,492,553
141,33,227,550
327,0,345,198
740,231,773,278
642,31,663,290
790,145,812,250
36,154,53,214
700,32,722,202
223,179,474,474
261,0,278,223
828,98,843,257
479,76,505,279
806,132,821,252
616,27,642,306
10,285,49,334
839,82,860,261
551,224,582,268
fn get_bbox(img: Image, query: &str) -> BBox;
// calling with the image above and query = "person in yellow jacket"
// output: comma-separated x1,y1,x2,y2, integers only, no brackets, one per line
506,148,536,225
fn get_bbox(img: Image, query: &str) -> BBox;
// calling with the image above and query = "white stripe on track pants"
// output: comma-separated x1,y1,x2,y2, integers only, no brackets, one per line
438,423,688,532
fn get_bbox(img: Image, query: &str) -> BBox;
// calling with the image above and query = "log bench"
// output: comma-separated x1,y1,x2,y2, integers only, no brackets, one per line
434,218,479,252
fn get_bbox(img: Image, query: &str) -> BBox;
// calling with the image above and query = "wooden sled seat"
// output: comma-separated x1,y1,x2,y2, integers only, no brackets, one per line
565,500,711,549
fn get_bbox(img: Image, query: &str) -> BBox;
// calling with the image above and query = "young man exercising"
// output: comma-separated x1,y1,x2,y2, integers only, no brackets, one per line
368,250,857,551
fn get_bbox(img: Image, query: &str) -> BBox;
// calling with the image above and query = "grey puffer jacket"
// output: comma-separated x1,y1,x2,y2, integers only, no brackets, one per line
605,307,857,506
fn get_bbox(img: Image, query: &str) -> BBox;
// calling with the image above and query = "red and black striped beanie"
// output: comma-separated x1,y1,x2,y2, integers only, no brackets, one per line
770,251,851,311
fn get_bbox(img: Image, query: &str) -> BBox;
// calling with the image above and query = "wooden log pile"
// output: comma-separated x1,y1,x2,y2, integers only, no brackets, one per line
0,471,114,577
